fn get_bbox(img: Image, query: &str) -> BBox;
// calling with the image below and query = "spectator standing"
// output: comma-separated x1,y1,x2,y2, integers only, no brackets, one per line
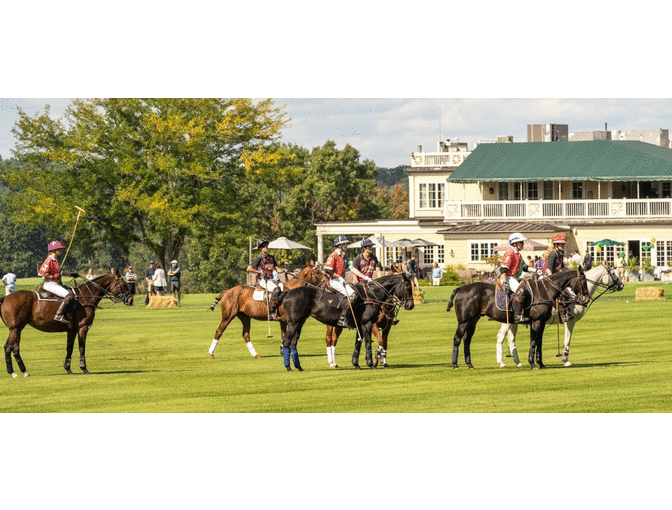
431,262,443,286
85,268,95,280
145,262,156,304
152,263,167,296
583,250,593,271
1,269,17,295
408,254,420,289
571,250,582,268
125,266,138,295
168,259,181,304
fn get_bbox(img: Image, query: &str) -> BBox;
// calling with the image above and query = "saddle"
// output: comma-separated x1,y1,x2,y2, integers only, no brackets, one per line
36,287,79,316
494,280,535,313
321,286,349,310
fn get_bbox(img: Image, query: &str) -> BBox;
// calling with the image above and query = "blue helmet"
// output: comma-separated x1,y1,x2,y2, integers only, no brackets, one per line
361,238,374,248
334,235,349,247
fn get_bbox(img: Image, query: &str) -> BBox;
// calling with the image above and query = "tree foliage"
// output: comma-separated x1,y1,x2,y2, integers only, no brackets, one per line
6,99,287,270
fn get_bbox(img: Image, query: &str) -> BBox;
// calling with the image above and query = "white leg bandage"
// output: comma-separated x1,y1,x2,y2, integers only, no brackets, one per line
327,346,333,364
209,339,219,355
246,342,258,357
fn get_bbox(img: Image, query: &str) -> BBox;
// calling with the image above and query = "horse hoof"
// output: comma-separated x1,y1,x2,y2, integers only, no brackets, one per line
562,356,569,363
329,363,338,369
517,363,524,368
452,366,459,370
82,370,89,375
296,367,304,372
467,364,475,370
255,354,262,359
11,373,18,379
208,354,215,359
382,363,389,368
353,365,361,370
23,372,30,378
499,363,506,368
373,360,378,367
564,361,572,367
66,370,73,375
286,366,292,372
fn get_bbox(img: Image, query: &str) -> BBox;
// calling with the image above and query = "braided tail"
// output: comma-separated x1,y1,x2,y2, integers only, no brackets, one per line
209,289,227,311
446,286,462,312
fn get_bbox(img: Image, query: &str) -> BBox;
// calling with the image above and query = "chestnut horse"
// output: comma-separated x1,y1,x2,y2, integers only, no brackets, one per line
0,270,131,377
207,263,326,359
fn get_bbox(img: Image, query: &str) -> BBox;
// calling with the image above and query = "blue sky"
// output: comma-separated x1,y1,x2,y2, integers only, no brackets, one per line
3,98,672,168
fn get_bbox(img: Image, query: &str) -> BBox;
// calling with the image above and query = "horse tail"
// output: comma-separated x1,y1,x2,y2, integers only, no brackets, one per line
446,287,462,312
209,289,227,311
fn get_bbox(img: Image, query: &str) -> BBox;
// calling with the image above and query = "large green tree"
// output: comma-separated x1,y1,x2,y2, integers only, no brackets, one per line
6,99,287,270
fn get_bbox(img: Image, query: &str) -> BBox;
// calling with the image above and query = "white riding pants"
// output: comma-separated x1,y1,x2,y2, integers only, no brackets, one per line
43,281,71,299
504,275,521,292
329,278,355,300
257,279,283,293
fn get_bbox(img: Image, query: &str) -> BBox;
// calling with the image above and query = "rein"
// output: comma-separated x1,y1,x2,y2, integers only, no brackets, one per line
69,276,126,308
578,267,621,311
353,276,411,320
528,272,588,309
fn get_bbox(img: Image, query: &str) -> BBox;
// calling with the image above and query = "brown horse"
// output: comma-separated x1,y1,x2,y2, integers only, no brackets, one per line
325,291,399,368
0,270,131,378
207,262,326,359
324,268,401,368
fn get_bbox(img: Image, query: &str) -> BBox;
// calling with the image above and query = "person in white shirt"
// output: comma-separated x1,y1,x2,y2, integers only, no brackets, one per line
2,269,17,295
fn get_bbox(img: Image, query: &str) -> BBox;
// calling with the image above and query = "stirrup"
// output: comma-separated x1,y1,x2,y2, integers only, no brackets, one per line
515,314,530,324
337,316,351,328
54,314,69,324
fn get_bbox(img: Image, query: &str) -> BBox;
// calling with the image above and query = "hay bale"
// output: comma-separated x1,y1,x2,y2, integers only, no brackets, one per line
147,295,179,308
635,287,664,300
413,288,425,304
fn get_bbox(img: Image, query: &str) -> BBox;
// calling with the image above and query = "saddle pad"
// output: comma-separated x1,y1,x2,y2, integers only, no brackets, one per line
253,290,267,302
495,288,514,312
36,289,59,301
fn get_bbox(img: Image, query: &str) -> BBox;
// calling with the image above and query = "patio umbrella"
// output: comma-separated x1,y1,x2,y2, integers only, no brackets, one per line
412,238,439,247
347,236,397,249
267,237,311,250
394,238,420,248
494,239,548,252
592,239,625,248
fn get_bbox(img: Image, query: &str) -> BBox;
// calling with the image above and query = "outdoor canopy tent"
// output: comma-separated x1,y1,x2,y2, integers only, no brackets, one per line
267,237,311,250
347,236,397,249
493,239,548,252
448,141,672,182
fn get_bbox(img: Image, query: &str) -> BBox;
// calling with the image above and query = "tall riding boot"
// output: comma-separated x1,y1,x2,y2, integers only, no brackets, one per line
512,290,529,324
337,303,353,329
54,293,74,323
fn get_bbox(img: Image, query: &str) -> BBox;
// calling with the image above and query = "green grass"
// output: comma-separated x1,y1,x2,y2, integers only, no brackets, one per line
2,279,672,412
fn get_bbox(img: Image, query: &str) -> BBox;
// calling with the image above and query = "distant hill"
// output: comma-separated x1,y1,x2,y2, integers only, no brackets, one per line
376,165,409,189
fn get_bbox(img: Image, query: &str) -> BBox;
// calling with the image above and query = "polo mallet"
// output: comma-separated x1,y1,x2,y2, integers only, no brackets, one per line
556,305,562,357
61,205,86,269
264,284,273,338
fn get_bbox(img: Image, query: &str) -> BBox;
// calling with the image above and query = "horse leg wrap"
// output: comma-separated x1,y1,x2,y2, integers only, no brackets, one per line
352,349,360,366
282,348,291,368
6,350,14,375
64,358,72,372
365,349,373,367
208,339,219,355
13,352,26,373
290,348,302,371
80,356,87,371
246,342,258,357
452,345,459,366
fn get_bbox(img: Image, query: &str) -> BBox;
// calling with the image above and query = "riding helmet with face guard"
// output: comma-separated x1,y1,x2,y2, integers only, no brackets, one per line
508,233,528,245
257,239,269,250
47,240,66,252
333,235,349,247
552,234,567,245
361,238,374,248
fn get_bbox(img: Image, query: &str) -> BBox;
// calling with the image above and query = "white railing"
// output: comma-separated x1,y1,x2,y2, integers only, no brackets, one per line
412,152,470,168
444,199,672,220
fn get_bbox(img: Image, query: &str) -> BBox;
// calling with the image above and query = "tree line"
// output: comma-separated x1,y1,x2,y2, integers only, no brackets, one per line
0,99,409,291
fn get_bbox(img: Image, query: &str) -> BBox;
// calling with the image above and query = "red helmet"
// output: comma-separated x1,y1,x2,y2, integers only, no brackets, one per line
47,240,66,252
552,234,567,244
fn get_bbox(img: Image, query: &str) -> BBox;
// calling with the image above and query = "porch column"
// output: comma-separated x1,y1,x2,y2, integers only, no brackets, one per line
317,234,324,264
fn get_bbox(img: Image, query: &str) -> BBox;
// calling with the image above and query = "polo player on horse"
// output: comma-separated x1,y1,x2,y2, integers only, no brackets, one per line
324,235,356,328
38,240,79,323
498,232,543,324
246,238,284,320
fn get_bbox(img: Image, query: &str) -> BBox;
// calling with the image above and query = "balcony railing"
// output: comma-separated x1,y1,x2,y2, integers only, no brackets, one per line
444,198,672,220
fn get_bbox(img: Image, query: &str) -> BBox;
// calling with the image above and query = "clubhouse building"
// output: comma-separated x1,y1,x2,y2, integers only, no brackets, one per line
315,130,672,276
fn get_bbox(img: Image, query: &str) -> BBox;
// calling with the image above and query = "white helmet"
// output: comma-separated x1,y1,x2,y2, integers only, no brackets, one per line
508,232,528,245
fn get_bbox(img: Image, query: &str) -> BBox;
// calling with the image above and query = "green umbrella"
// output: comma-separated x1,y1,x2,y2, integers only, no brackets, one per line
593,239,625,248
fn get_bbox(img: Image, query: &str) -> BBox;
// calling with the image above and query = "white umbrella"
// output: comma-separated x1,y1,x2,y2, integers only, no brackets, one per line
268,237,311,250
348,236,397,249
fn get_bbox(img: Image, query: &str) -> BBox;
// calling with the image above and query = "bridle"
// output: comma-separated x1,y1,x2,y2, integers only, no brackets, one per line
71,275,129,307
581,264,623,310
354,275,414,320
530,270,590,308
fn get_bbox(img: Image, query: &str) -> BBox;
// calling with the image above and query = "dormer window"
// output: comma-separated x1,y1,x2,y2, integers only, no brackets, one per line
418,182,445,209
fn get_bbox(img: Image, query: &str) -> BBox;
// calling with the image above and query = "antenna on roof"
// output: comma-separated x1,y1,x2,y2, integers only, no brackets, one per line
438,99,442,142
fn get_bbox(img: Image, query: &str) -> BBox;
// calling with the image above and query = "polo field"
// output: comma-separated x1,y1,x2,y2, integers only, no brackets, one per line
1,277,671,412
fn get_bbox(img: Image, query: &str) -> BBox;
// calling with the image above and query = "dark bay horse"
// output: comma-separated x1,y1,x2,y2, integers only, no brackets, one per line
494,264,624,368
0,270,131,377
446,268,590,370
271,273,414,371
325,293,398,368
207,263,326,359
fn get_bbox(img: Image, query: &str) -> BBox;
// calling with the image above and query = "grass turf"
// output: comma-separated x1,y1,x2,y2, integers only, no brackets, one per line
1,279,671,412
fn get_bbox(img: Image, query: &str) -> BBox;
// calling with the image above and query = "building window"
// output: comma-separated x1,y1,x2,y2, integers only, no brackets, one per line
418,183,445,208
656,241,672,266
572,182,583,199
469,240,498,263
587,242,624,265
527,182,538,200
663,183,671,198
543,181,554,200
437,245,444,264
424,247,433,264
498,182,508,201
513,182,522,200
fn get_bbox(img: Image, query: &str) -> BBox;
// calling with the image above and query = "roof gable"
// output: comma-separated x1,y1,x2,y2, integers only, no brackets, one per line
448,141,672,182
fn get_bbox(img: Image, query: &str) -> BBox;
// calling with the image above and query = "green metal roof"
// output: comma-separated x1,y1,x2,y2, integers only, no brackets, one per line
448,141,672,182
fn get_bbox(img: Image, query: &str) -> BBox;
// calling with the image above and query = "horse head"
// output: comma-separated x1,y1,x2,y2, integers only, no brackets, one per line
600,263,625,291
97,269,131,300
567,266,590,305
388,273,414,310
299,263,327,286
